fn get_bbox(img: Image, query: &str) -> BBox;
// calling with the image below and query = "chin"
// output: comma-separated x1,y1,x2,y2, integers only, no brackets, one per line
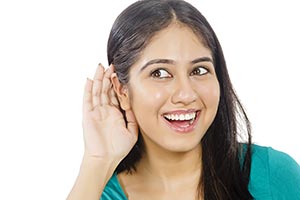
161,140,202,153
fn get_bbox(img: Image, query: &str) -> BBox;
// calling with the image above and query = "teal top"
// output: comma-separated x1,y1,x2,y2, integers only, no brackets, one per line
101,145,300,199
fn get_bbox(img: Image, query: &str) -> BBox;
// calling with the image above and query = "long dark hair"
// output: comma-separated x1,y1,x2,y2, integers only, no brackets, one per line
107,0,253,199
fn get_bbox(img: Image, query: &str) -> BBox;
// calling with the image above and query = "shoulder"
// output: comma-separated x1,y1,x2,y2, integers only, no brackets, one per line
249,144,300,199
101,173,127,200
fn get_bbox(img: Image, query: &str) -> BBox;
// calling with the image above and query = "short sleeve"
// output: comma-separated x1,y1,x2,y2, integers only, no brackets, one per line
268,147,300,199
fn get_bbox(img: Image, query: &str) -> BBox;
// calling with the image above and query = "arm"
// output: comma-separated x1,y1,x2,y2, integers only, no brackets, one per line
67,156,116,200
67,64,138,200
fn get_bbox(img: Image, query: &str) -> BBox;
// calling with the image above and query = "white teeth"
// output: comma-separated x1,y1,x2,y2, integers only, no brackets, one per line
164,112,196,121
179,114,184,120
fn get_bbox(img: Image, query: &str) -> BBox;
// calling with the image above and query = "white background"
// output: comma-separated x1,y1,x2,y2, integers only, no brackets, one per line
0,0,299,199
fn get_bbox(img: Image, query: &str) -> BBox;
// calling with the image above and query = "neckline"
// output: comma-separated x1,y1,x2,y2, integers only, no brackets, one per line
112,173,128,199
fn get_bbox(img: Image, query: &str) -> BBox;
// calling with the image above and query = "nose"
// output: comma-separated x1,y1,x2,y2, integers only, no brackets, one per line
171,77,198,105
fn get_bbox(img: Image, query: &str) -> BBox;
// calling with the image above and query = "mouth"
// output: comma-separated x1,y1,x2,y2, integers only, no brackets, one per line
162,110,200,133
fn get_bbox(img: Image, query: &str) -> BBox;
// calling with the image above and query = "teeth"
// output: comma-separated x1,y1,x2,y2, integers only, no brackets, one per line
164,112,196,121
179,114,184,120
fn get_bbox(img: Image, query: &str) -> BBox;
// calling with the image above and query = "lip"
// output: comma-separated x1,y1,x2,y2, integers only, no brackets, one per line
161,110,201,134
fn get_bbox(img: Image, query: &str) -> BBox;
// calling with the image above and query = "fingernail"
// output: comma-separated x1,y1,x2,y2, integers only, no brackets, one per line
106,65,112,72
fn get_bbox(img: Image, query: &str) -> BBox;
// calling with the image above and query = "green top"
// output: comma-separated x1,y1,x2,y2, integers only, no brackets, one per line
101,145,300,199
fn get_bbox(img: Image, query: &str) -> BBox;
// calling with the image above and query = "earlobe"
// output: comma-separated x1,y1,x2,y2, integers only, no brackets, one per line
111,72,131,110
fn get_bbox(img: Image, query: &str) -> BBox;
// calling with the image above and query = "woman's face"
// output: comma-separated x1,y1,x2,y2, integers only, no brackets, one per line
126,24,220,153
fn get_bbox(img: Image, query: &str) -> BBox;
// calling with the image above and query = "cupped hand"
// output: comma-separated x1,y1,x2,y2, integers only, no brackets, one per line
82,64,138,163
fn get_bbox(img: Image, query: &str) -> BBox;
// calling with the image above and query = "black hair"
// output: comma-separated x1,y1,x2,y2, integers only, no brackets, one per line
107,0,253,199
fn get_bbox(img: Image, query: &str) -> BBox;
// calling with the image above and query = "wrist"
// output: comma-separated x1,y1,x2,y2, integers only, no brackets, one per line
81,153,119,176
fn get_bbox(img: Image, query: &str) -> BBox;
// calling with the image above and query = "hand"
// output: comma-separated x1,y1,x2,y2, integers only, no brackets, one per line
82,64,138,163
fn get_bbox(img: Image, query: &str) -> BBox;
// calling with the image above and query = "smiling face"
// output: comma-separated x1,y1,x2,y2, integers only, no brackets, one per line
117,23,220,153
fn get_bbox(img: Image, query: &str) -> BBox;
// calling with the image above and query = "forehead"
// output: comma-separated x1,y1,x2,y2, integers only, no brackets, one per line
138,23,212,62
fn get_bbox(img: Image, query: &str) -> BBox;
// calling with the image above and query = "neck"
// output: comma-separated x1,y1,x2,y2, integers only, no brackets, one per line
136,140,202,188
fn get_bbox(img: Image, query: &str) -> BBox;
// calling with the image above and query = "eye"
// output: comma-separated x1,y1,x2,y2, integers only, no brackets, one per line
151,69,172,79
190,67,208,76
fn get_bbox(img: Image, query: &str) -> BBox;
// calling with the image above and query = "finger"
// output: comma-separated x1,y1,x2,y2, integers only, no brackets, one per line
125,110,138,138
92,64,104,108
101,66,114,105
83,78,93,114
109,87,119,107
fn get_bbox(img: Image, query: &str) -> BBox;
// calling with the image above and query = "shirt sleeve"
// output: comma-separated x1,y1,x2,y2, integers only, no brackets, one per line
267,147,300,199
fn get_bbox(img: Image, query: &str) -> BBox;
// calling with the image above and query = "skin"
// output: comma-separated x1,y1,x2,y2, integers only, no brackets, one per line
67,22,220,200
67,65,138,200
113,23,220,199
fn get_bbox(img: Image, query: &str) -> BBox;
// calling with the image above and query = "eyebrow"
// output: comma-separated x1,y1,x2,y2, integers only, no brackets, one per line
139,57,213,72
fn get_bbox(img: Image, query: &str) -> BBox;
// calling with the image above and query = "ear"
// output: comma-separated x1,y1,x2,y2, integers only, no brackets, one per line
111,71,131,110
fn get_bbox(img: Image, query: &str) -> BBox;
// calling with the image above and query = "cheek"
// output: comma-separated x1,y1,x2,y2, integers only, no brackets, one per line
130,83,168,111
197,79,220,108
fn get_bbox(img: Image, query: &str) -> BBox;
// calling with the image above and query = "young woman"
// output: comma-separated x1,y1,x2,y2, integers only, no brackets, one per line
67,0,300,199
